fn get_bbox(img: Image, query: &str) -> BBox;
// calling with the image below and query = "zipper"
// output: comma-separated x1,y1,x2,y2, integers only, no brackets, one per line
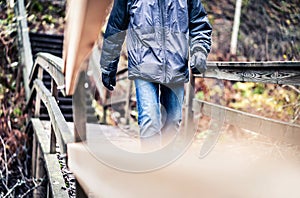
159,0,167,83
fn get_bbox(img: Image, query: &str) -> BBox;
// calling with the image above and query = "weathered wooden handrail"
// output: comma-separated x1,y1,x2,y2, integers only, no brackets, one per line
185,61,300,135
29,52,66,95
25,52,73,154
203,61,300,85
30,118,69,197
98,61,300,132
208,61,299,67
24,53,72,197
31,79,73,154
193,99,300,145
26,51,88,145
26,49,92,144
15,0,33,101
15,1,71,196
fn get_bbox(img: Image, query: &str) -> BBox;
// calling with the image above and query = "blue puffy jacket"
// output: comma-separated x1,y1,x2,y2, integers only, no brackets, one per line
100,0,212,84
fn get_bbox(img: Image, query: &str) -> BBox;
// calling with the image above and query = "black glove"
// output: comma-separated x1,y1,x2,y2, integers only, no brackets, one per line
102,72,116,91
190,48,207,74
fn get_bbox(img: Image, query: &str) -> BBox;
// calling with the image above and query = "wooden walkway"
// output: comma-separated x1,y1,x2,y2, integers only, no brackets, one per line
15,0,300,196
35,119,300,198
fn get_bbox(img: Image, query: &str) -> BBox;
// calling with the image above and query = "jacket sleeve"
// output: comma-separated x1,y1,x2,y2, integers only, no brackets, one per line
188,0,212,55
100,0,129,75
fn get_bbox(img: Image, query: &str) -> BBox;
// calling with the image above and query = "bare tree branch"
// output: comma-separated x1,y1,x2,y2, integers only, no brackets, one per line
0,135,8,187
19,177,45,198
3,180,25,198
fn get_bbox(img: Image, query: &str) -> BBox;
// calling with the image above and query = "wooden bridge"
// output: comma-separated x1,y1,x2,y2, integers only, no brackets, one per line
15,0,300,197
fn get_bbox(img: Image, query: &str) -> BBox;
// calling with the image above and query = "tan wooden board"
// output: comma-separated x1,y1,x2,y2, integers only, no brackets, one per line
202,61,300,85
67,123,300,197
63,0,111,95
33,79,73,153
31,119,69,198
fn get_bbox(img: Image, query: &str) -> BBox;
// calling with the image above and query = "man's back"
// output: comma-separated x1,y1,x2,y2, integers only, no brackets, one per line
100,0,212,85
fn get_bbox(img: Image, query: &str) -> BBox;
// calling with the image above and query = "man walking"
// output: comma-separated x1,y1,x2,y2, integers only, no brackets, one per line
100,0,212,138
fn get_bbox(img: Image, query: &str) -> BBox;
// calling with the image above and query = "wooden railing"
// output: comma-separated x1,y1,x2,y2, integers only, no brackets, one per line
15,0,71,196
29,53,65,94
15,0,33,100
25,53,72,197
192,98,300,143
185,61,300,146
204,61,300,85
26,53,73,154
93,62,300,146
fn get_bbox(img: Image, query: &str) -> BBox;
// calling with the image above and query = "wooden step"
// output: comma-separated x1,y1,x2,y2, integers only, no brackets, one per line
67,123,300,198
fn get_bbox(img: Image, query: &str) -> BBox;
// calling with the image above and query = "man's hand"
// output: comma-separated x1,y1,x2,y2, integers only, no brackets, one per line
190,50,207,74
102,72,116,91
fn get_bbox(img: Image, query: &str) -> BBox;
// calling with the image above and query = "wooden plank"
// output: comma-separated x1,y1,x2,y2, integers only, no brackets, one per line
29,53,66,95
207,61,300,68
50,126,57,154
43,154,69,198
31,119,69,198
51,78,59,153
38,52,64,72
35,144,45,179
15,0,33,100
63,0,111,95
31,119,49,198
34,67,43,117
200,61,300,85
31,119,51,153
193,99,300,144
67,136,300,198
31,132,37,178
72,71,87,142
203,68,300,85
34,144,45,197
33,79,73,154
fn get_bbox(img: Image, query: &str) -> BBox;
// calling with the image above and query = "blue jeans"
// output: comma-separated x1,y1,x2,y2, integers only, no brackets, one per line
134,79,185,138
